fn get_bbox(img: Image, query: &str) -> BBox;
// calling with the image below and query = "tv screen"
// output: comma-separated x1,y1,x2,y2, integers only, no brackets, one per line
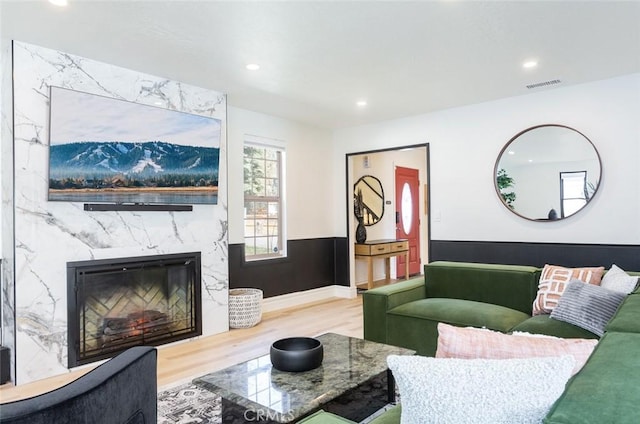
48,86,221,205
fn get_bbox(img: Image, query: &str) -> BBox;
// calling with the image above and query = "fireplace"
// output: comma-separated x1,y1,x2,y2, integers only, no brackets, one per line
67,252,202,367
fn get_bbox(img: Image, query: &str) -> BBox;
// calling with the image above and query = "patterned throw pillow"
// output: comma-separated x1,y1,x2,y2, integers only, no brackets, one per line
550,281,627,337
435,323,597,375
532,264,605,315
387,354,575,424
600,264,639,294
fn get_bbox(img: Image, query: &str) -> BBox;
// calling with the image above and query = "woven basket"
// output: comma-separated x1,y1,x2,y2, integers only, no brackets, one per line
229,288,263,328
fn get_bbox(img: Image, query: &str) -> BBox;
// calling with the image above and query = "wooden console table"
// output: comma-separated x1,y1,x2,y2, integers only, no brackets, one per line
355,239,409,289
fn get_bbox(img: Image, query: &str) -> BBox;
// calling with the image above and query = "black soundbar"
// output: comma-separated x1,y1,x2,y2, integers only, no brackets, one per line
83,203,193,212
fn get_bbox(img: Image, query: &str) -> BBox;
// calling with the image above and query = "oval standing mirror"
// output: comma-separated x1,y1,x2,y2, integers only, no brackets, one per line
354,175,384,226
495,124,602,221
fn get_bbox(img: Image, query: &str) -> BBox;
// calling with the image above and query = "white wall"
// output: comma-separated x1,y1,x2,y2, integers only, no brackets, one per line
333,74,640,246
227,107,335,245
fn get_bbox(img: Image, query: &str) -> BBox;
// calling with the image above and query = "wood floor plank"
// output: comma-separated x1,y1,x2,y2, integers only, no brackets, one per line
0,295,363,403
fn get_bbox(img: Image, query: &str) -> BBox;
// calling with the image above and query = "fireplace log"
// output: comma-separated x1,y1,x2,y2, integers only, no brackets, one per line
103,317,135,336
101,311,170,347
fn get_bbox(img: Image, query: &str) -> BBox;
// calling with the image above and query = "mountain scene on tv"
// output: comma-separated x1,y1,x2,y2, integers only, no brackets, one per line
49,140,219,190
48,86,222,204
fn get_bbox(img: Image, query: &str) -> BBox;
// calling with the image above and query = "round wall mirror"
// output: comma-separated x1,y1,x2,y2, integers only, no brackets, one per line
494,124,602,221
354,175,384,226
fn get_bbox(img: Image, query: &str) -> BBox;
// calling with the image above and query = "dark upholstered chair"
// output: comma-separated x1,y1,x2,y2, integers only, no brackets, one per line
0,346,157,424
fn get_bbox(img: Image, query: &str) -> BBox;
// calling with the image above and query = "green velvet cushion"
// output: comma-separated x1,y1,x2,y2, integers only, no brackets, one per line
544,332,640,424
425,261,540,314
605,294,640,333
297,410,356,423
386,298,530,356
510,315,599,339
363,277,426,344
390,298,530,330
627,271,640,294
368,405,401,424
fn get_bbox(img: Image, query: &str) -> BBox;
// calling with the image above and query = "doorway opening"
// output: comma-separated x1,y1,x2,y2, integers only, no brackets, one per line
346,144,430,290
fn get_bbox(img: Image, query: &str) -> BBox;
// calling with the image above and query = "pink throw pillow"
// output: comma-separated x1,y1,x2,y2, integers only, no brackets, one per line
435,323,597,375
532,264,605,315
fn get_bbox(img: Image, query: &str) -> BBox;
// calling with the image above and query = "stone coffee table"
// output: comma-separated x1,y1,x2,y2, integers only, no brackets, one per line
193,332,415,423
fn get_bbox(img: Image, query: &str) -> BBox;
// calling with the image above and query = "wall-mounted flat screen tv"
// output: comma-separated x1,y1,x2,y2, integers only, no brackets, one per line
48,86,221,205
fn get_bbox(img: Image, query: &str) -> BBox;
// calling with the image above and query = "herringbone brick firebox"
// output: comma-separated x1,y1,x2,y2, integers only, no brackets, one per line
67,252,202,367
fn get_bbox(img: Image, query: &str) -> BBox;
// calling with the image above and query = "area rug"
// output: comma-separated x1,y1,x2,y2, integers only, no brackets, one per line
158,382,222,424
157,381,395,423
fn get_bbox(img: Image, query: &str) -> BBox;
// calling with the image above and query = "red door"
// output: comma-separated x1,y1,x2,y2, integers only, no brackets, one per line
395,166,421,277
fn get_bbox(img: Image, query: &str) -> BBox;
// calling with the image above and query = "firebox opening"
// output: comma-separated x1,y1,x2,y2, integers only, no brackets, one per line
67,252,202,367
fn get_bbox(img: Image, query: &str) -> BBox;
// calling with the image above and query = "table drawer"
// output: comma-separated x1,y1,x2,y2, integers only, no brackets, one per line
370,244,391,255
355,243,391,255
391,241,409,252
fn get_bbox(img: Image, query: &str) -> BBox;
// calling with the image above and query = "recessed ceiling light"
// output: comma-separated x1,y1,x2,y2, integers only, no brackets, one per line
49,0,68,6
356,100,368,107
522,60,538,69
246,64,260,71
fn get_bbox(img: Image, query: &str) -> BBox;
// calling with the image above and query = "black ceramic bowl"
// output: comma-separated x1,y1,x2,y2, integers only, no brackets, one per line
270,337,323,372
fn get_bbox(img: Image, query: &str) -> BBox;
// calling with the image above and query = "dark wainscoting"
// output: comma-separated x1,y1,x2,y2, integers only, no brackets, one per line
430,240,640,270
229,237,350,298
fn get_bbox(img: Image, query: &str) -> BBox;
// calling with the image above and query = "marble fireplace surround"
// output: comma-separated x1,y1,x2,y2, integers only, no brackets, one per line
3,41,229,384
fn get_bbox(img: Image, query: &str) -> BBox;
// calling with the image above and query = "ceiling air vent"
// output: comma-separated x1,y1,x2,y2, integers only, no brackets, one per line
526,79,562,90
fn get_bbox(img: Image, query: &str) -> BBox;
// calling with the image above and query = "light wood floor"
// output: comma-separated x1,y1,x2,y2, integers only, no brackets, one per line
0,295,363,403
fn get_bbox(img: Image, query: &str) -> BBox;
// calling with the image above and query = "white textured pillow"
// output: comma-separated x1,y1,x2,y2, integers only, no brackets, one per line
600,264,639,294
387,355,575,424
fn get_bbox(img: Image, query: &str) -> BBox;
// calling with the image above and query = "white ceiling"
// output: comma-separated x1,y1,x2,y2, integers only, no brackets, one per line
1,0,639,129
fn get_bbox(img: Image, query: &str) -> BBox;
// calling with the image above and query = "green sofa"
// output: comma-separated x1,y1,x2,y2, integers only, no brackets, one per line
302,261,640,424
363,261,603,357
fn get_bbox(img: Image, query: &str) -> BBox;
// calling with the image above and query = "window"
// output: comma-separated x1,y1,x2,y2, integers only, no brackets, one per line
560,171,587,218
243,139,285,260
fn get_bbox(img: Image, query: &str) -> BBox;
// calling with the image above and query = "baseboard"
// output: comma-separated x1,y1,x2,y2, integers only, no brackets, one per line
262,285,357,313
